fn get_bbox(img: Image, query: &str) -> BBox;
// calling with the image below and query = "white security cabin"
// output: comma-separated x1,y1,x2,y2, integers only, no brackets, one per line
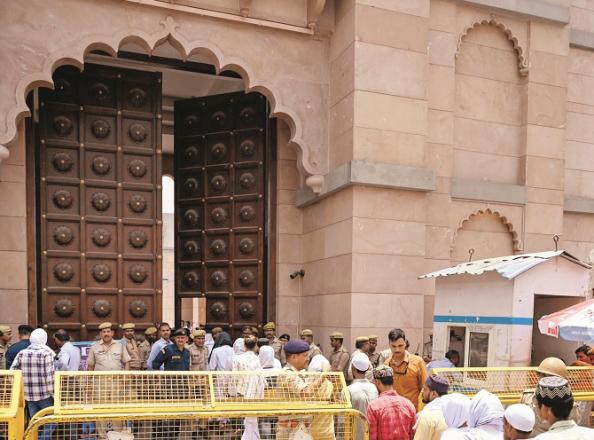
420,251,591,367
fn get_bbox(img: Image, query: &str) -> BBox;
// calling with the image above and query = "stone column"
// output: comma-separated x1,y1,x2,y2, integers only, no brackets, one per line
522,22,569,251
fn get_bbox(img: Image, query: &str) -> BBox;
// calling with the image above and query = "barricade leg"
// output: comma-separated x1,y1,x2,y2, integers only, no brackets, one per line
26,398,56,440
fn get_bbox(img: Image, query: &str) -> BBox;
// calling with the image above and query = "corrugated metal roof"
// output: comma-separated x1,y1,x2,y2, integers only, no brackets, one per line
419,250,591,280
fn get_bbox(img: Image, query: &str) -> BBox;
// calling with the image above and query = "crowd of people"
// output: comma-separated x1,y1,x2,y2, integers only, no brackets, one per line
0,322,593,439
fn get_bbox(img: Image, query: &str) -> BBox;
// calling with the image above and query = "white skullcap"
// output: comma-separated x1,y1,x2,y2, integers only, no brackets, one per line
351,352,370,371
504,404,535,433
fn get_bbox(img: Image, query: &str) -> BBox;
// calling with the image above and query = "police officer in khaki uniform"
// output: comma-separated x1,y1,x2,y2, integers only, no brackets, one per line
347,336,373,383
520,357,584,435
263,322,285,364
120,323,142,370
189,329,209,371
300,329,321,362
0,325,13,369
367,335,381,368
87,322,131,371
329,332,350,380
139,326,157,370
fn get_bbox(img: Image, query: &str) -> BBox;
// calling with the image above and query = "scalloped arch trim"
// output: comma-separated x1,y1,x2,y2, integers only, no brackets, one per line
1,16,316,176
452,208,522,252
456,17,528,76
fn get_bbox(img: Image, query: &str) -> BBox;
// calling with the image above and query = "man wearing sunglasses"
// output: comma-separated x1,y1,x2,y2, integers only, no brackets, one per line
383,328,427,411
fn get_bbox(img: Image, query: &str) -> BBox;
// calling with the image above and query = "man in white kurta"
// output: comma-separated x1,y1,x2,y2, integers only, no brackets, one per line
232,336,265,440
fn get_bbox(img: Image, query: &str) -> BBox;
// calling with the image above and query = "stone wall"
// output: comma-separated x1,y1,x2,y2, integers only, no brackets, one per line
0,122,28,335
2,0,594,360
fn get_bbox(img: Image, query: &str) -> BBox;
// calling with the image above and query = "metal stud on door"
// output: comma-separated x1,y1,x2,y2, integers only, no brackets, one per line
37,64,162,339
174,93,267,337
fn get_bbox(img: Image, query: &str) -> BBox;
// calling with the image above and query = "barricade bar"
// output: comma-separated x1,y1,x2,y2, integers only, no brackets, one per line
433,366,594,404
54,371,350,413
0,371,25,440
24,408,368,440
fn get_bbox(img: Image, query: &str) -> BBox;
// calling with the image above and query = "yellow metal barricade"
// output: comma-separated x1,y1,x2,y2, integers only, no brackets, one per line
54,371,351,413
24,408,368,440
434,366,594,404
0,370,25,440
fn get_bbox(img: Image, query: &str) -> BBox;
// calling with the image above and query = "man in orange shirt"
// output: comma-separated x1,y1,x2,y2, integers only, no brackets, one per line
383,328,427,411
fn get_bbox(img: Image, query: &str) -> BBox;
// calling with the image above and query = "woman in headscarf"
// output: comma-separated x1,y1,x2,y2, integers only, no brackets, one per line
209,332,234,371
451,390,504,440
307,354,336,440
259,346,281,370
440,393,471,439
233,336,246,356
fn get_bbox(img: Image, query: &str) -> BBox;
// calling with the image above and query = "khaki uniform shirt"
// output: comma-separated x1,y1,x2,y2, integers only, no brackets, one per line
189,344,209,371
329,346,350,380
270,338,283,359
139,340,151,370
368,351,380,369
378,348,392,366
347,349,374,383
87,340,131,371
0,343,7,370
122,338,142,370
308,343,322,361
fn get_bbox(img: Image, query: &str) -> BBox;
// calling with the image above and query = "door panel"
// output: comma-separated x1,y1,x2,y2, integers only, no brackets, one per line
174,92,268,336
38,64,162,339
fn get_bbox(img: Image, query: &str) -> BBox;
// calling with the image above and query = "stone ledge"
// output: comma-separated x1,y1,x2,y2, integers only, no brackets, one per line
460,0,569,24
296,160,436,207
451,179,526,205
564,196,594,214
570,29,594,51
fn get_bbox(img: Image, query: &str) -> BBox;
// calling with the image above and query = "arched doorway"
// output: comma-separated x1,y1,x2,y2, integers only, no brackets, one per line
28,48,277,338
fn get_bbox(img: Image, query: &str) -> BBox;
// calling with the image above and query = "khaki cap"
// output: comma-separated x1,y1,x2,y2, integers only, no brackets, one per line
121,323,135,330
0,325,11,334
212,327,223,333
98,322,113,330
355,336,369,343
329,332,344,339
263,322,276,330
193,329,206,337
368,335,378,340
144,326,157,335
300,329,313,337
537,357,568,378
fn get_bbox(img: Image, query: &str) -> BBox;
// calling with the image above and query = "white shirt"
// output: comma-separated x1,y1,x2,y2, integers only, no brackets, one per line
232,351,265,398
55,341,81,371
209,345,234,371
348,378,378,440
535,420,594,440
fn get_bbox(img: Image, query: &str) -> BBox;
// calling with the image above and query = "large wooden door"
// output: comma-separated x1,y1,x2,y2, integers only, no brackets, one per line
37,64,162,339
174,92,270,335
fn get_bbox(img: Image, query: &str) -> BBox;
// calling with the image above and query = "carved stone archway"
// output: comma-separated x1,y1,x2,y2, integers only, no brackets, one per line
451,208,523,256
0,0,329,187
456,16,529,76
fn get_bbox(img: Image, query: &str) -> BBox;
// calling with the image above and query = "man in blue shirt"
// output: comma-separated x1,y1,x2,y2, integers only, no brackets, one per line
147,322,172,370
427,350,460,373
152,328,190,371
6,325,33,369
53,329,81,371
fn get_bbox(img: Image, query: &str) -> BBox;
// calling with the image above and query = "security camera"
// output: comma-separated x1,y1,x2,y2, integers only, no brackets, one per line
289,269,305,279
